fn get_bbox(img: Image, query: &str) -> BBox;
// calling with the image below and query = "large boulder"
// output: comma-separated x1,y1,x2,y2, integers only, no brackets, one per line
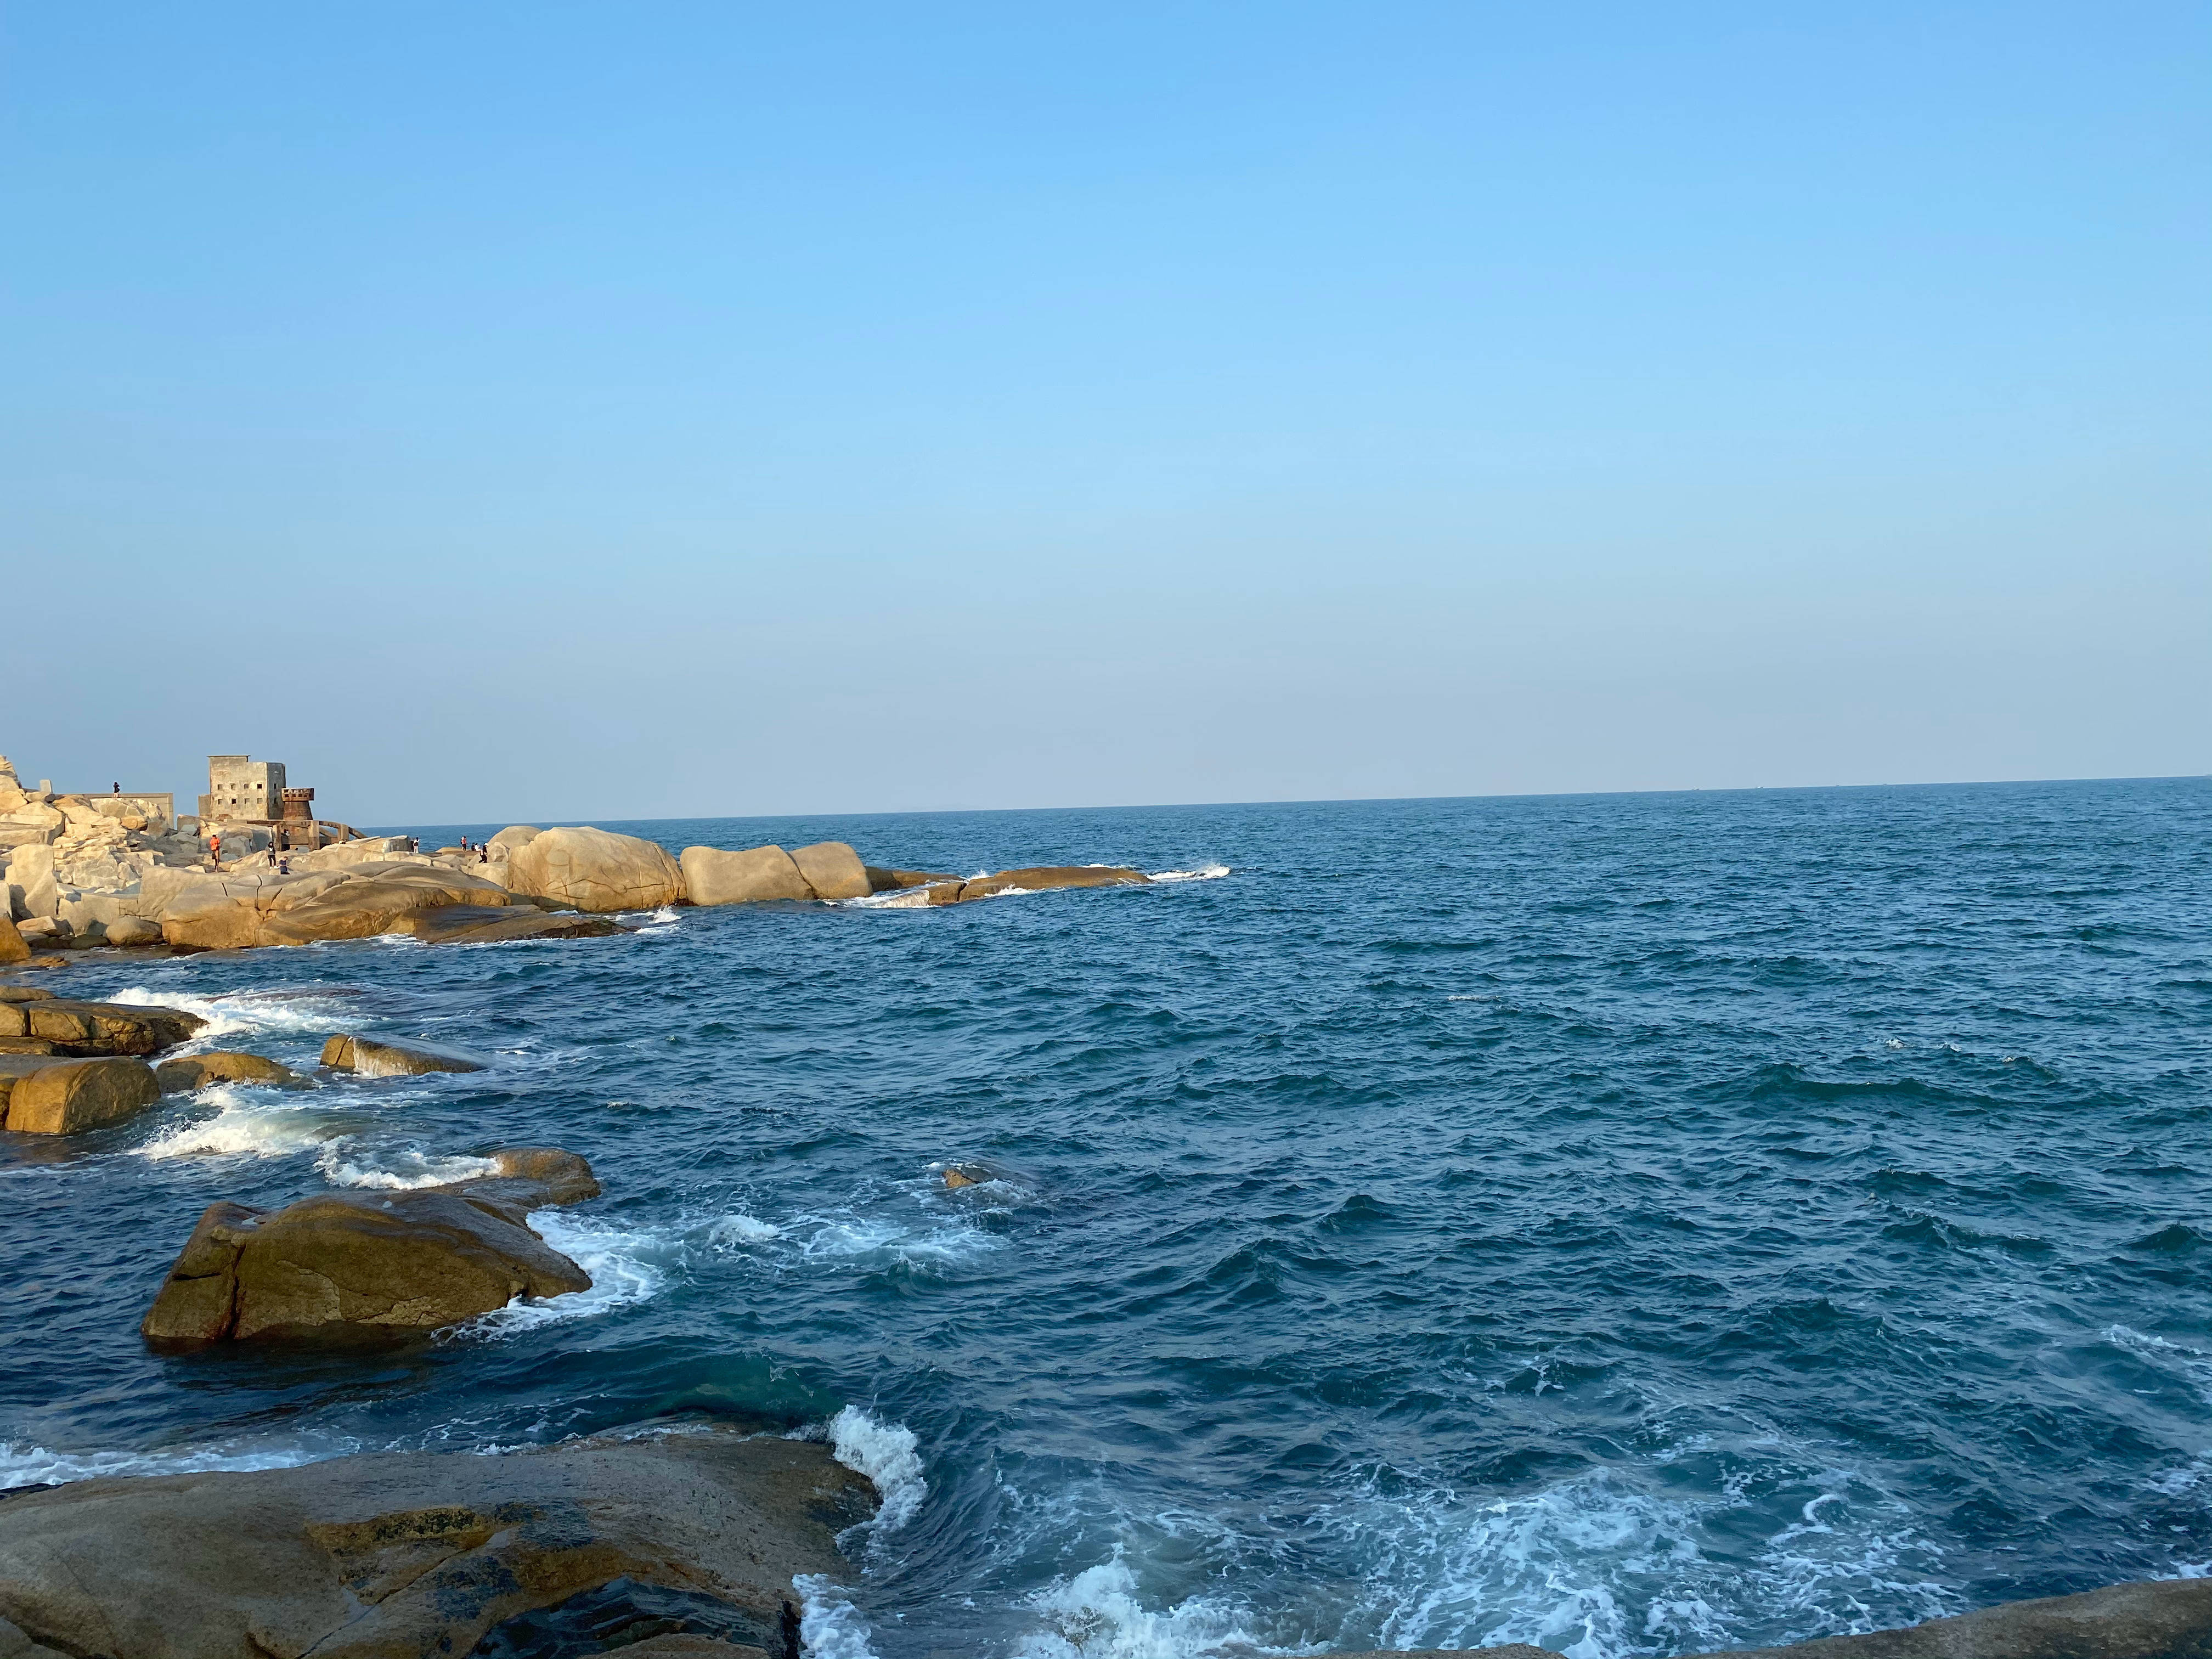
789,841,871,900
321,1035,487,1076
0,1422,873,1659
487,824,542,855
680,844,814,905
140,1148,600,1344
2,1056,161,1135
0,914,26,966
4,843,56,920
507,827,686,913
154,1052,312,1093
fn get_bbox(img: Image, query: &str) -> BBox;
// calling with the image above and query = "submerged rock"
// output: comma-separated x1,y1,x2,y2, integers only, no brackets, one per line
0,1420,873,1658
1,1056,161,1135
320,1034,488,1076
506,826,686,913
153,1052,312,1093
140,1147,600,1344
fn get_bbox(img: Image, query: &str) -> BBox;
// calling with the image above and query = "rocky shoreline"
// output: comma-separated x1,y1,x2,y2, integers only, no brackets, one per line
3,754,2205,1657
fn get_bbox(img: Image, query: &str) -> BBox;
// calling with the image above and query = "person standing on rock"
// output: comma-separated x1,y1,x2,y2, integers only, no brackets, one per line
209,832,222,872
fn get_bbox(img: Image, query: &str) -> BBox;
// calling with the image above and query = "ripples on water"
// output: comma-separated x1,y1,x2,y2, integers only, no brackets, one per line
4,779,2209,1658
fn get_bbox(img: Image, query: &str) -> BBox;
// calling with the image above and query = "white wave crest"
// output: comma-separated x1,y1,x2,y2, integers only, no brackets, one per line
452,1210,665,1338
108,986,357,1046
708,1212,782,1245
1012,1558,1284,1659
828,1406,926,1532
1319,1462,1951,1659
840,887,936,909
318,1147,502,1190
0,1436,340,1487
1149,864,1231,882
796,1212,1001,1272
796,1572,884,1658
135,1087,340,1161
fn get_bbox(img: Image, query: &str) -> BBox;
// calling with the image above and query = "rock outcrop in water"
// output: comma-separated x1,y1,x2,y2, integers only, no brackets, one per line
140,1147,599,1344
506,826,687,913
319,1033,488,1075
680,840,873,905
0,995,202,1057
863,865,1154,906
153,1051,312,1092
0,1421,874,1659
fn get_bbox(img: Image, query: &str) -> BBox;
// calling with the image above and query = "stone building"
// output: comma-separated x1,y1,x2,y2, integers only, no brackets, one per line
199,755,286,822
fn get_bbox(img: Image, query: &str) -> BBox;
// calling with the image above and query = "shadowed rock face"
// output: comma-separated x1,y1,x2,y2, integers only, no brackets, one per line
140,1148,601,1345
391,904,627,944
0,1423,875,1659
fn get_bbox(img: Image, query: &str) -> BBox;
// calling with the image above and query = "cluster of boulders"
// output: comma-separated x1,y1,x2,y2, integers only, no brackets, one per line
0,989,208,1133
4,758,1158,960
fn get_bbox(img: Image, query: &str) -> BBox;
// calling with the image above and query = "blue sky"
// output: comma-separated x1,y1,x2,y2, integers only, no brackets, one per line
4,3,2205,822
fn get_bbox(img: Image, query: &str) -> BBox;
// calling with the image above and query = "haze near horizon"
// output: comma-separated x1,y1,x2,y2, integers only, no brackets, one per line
4,3,2205,825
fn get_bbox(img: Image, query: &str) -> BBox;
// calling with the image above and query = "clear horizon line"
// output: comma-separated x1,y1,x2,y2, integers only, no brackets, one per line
363,770,2207,833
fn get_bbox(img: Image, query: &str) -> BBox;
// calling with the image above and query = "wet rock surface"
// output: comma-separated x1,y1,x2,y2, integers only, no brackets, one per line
0,1423,874,1659
320,1033,488,1075
140,1147,601,1344
153,1051,312,1092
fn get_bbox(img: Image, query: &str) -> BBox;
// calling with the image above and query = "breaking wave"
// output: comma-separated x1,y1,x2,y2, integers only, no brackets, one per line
452,1211,668,1339
135,1086,342,1161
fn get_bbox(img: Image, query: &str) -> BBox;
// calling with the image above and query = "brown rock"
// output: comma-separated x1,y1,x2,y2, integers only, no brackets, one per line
4,1056,161,1135
0,1036,58,1056
154,1052,312,1093
0,914,27,966
865,865,962,892
506,827,686,913
392,904,628,945
788,841,871,900
956,865,1150,901
680,844,814,905
0,1422,872,1659
0,985,55,1002
98,916,163,947
141,1150,602,1345
923,881,968,906
320,1034,488,1076
19,998,203,1056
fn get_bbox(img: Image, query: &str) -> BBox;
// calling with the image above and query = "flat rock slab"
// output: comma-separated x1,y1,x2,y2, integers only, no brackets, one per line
929,865,1152,905
0,997,202,1056
320,1034,487,1075
154,1052,312,1093
142,1148,601,1344
392,904,629,945
1,1056,161,1135
0,1423,874,1659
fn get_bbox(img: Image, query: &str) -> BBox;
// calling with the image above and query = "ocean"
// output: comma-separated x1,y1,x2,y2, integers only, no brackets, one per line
4,777,2209,1658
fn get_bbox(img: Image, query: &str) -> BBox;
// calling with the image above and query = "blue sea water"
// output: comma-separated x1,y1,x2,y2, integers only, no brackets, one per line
4,778,2211,1658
